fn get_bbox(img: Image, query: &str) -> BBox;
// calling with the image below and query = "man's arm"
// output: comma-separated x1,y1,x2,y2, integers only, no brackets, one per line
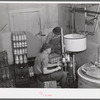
42,56,61,74
47,63,61,68
43,66,61,74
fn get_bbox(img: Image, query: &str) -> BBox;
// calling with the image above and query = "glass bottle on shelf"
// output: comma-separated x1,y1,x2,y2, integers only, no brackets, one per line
22,42,24,47
24,54,27,63
21,33,24,41
16,42,19,48
19,42,21,47
14,49,17,55
16,34,18,41
19,55,23,64
25,41,27,47
13,42,16,48
19,49,22,55
24,34,27,40
15,55,19,64
18,34,21,41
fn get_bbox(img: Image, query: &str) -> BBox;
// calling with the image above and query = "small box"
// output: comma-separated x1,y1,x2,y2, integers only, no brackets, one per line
44,81,57,88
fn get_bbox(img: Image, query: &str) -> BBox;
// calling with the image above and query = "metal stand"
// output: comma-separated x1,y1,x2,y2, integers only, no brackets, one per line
72,53,76,80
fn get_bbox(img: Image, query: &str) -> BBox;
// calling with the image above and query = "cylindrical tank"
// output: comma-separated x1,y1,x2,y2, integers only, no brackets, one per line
77,64,100,88
64,34,87,52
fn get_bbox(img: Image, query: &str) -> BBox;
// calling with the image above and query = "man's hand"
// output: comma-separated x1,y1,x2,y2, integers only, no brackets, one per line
56,66,61,71
48,61,62,68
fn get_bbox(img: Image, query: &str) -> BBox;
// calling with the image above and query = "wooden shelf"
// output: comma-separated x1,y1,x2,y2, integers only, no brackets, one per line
11,32,29,86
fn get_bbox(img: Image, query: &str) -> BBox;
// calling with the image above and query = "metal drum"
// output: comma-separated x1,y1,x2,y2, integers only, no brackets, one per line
77,63,100,88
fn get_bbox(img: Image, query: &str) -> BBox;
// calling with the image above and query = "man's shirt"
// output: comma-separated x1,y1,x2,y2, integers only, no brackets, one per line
45,32,61,55
45,32,54,44
34,52,49,75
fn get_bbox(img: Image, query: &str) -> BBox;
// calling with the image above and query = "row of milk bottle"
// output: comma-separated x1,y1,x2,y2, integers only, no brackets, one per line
12,33,27,41
15,55,27,64
14,49,27,55
13,41,27,48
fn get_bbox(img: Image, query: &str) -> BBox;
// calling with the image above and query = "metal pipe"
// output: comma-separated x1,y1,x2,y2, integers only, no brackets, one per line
84,7,87,32
69,7,73,33
72,53,76,77
73,8,76,33
74,8,100,15
61,28,64,54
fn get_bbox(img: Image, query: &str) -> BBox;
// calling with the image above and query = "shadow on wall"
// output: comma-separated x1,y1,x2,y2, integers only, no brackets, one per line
26,31,42,58
42,27,53,43
76,40,99,68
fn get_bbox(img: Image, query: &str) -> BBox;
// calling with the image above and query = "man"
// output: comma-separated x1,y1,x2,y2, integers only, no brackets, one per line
45,27,62,55
34,44,68,88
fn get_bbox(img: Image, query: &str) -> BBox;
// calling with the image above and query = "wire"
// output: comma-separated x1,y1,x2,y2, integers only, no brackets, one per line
0,24,7,32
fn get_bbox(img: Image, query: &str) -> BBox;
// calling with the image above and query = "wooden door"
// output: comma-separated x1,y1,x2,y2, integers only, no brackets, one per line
9,8,43,57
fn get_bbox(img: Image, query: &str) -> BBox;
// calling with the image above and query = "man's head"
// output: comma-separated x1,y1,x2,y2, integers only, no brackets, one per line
53,27,61,35
40,43,51,54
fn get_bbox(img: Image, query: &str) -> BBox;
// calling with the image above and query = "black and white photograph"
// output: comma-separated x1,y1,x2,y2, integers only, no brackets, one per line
0,2,100,90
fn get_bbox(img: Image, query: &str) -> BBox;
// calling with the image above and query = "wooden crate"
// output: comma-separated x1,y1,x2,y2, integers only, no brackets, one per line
44,81,57,88
37,78,57,88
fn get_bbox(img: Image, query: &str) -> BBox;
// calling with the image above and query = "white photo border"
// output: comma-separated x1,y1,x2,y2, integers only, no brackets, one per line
0,1,100,99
